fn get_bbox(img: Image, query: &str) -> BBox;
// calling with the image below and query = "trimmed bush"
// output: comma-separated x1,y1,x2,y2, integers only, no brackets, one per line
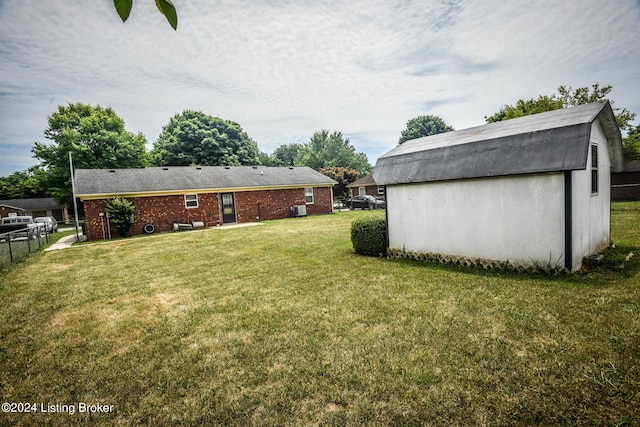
351,216,387,257
106,197,137,237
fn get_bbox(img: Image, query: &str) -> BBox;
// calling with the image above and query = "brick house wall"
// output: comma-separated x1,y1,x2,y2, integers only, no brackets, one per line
81,186,333,241
235,187,332,222
82,193,221,241
349,185,385,198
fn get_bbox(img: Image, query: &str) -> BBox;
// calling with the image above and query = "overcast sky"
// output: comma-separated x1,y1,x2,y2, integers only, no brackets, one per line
1,0,639,177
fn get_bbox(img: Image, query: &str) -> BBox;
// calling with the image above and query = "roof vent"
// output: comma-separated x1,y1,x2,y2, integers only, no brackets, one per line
162,167,169,171
195,167,202,170
289,167,294,170
252,166,258,169
108,170,116,173
224,166,230,169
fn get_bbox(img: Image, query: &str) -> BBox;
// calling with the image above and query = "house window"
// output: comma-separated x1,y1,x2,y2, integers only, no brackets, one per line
377,185,385,195
305,188,314,204
359,187,366,196
591,144,598,194
185,194,198,208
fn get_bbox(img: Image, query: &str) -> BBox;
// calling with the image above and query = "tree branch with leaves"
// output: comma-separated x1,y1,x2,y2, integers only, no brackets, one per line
114,0,178,30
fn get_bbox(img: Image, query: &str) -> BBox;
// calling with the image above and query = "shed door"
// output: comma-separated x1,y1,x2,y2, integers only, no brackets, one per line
221,193,236,223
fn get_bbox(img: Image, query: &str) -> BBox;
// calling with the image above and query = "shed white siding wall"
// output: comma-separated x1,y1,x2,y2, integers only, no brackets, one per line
386,173,566,265
569,121,612,269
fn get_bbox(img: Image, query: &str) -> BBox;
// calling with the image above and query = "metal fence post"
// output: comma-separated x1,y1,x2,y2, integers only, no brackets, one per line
8,234,13,263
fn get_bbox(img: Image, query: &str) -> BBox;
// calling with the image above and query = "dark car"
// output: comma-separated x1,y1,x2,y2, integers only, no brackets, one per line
347,195,386,210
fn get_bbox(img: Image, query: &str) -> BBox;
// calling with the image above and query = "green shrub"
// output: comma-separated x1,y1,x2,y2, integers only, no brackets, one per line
351,216,387,257
106,197,137,237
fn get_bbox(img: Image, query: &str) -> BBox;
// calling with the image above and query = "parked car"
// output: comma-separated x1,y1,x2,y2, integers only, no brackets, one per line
347,195,386,210
0,216,42,239
34,216,58,233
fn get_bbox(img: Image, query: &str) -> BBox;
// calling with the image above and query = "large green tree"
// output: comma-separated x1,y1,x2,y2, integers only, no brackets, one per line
32,102,149,210
0,166,50,200
294,130,371,175
272,143,304,166
486,83,636,131
318,166,360,199
151,111,260,167
398,115,454,144
485,96,563,123
623,125,640,162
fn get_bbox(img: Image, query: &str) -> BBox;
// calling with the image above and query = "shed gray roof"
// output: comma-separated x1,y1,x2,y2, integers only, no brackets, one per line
374,101,624,186
75,166,336,197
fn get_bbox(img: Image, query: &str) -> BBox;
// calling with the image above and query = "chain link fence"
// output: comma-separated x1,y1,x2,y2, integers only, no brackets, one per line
0,228,50,268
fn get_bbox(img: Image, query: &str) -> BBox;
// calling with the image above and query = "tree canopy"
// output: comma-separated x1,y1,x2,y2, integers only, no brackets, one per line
272,143,304,166
151,111,260,167
318,166,360,199
398,115,454,144
486,83,636,132
485,96,563,123
0,166,50,200
32,102,149,209
294,130,372,175
623,125,640,162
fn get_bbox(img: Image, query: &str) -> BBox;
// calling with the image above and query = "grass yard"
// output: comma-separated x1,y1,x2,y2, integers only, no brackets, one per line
1,203,639,426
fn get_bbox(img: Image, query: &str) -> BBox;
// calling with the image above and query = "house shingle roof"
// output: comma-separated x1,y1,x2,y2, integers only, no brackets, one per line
347,174,376,188
0,197,65,211
374,101,624,186
75,166,336,197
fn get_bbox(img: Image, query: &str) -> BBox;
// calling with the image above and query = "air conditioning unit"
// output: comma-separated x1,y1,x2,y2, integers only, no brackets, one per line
292,205,307,217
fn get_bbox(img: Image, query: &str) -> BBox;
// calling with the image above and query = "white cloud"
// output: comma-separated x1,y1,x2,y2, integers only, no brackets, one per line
1,0,639,176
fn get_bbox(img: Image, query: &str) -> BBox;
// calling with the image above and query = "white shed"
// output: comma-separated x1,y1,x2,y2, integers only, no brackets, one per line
374,101,624,272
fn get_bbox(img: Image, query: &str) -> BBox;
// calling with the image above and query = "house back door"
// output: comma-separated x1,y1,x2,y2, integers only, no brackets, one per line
221,193,236,223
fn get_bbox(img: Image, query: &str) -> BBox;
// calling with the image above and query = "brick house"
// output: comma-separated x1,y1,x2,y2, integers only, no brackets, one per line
0,197,69,223
346,174,385,198
75,166,336,241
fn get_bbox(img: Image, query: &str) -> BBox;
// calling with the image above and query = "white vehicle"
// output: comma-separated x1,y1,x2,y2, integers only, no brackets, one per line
34,216,58,233
0,216,42,239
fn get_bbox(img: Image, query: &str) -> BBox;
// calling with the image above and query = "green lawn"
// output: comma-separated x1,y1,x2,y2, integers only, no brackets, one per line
1,204,639,426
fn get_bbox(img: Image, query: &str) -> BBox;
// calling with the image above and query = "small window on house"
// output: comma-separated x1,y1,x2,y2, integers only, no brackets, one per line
359,187,366,196
377,185,385,195
305,188,314,204
185,194,198,208
591,144,598,194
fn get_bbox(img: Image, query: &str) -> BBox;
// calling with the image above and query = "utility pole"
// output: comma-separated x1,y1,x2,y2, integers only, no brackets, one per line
69,152,81,241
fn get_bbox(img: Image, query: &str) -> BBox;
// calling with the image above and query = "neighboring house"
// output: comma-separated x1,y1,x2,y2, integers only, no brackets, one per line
0,197,69,223
374,101,624,272
75,166,336,241
346,174,385,198
611,160,640,201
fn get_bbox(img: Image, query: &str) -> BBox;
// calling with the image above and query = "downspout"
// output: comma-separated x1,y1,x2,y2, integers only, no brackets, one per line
383,186,389,252
564,171,573,271
330,186,335,213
